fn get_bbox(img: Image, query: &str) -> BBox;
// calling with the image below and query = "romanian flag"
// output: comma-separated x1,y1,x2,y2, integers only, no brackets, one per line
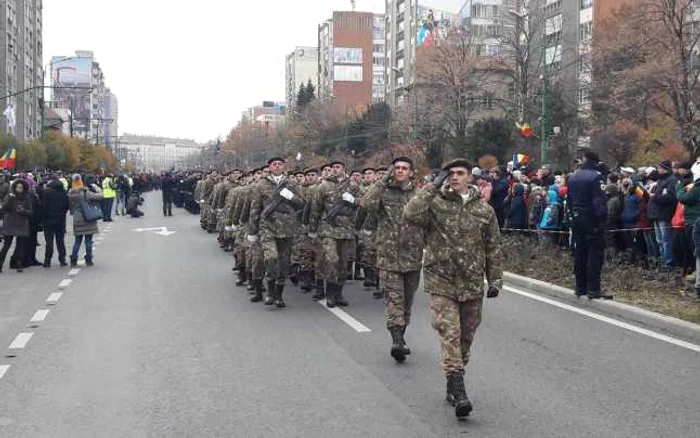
512,153,530,168
515,121,534,138
0,147,17,170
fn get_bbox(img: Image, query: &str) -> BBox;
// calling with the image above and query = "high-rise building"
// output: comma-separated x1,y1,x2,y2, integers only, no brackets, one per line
0,0,43,141
103,88,118,150
318,11,385,115
50,51,115,144
285,46,318,111
120,134,205,172
385,0,512,108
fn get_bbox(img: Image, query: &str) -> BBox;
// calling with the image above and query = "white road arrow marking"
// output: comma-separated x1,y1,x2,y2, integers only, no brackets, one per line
134,227,176,236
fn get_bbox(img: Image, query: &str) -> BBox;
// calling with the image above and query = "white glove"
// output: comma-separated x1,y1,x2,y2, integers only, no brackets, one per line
217,209,223,213
247,234,259,243
279,187,294,201
232,225,240,232
224,226,232,232
199,199,205,204
362,230,373,236
308,232,319,239
342,192,356,204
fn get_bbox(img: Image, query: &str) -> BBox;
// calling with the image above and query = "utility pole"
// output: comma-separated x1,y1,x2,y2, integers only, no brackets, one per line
540,40,551,165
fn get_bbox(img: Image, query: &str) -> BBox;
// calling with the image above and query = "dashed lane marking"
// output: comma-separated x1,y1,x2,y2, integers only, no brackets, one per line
504,285,700,354
30,310,49,323
46,293,62,304
58,279,72,289
8,333,33,349
317,300,371,333
0,365,9,379
77,260,86,267
68,269,80,277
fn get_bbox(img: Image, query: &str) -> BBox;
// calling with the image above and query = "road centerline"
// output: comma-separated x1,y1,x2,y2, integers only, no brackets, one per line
317,300,372,333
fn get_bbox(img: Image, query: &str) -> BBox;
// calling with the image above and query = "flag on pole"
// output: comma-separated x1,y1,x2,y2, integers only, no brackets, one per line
512,153,530,168
0,147,17,170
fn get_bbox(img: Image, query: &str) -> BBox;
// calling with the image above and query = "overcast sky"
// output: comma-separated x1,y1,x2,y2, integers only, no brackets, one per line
43,0,384,143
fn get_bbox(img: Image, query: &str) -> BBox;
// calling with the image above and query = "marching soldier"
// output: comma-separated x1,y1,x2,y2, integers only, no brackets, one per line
404,158,503,418
248,158,306,308
357,166,380,295
309,159,362,308
295,168,320,293
361,157,424,363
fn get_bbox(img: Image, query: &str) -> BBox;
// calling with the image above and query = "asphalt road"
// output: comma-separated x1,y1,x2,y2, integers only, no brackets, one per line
0,193,699,437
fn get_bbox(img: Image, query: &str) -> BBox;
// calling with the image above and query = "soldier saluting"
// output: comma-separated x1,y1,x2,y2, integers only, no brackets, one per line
360,157,424,363
248,158,306,308
404,158,503,419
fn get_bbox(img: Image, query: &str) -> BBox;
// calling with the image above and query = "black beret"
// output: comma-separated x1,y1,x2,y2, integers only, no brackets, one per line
330,159,346,167
441,158,473,172
267,157,285,165
391,156,414,168
362,166,376,173
304,168,319,175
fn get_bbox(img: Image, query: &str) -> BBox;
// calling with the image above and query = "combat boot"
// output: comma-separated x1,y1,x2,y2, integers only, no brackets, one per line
289,264,299,286
445,372,473,418
363,267,375,288
299,270,313,293
389,328,406,363
312,279,325,301
246,272,255,292
401,326,411,355
264,280,276,305
336,285,349,307
326,283,338,308
694,287,700,303
235,270,246,287
274,284,286,308
250,279,264,303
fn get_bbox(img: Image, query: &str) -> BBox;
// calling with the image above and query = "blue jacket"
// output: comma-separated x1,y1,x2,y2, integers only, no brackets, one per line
648,172,678,222
490,178,509,211
620,193,642,227
539,189,561,230
567,162,607,226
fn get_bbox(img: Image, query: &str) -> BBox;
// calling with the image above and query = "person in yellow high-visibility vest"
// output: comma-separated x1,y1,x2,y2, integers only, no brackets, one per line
101,174,117,222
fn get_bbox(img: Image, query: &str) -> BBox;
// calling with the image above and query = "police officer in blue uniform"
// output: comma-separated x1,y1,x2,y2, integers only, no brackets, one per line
567,151,611,299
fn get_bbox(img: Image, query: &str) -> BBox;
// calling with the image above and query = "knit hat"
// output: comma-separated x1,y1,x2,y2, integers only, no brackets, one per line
678,160,694,171
471,167,483,177
72,174,82,183
584,150,600,163
658,160,673,172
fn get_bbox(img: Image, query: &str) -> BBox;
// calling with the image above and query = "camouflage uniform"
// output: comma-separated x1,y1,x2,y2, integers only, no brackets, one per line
237,185,265,287
356,182,378,284
249,175,306,306
309,174,362,307
199,175,217,230
207,180,227,233
404,183,502,374
361,178,424,332
293,181,318,292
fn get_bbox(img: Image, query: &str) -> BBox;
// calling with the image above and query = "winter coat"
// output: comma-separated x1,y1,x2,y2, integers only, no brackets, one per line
41,179,70,232
620,193,642,227
309,175,362,240
404,184,502,301
360,178,424,272
648,173,678,222
606,187,623,230
506,183,528,229
248,175,305,239
490,178,509,212
68,186,104,236
0,181,10,203
567,162,607,227
1,183,33,237
677,179,700,226
694,216,700,258
539,189,561,230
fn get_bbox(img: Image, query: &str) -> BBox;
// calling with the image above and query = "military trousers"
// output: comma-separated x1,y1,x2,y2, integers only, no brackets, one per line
295,234,317,271
381,270,420,329
246,239,265,281
262,236,293,284
429,294,483,374
357,232,377,268
321,238,355,285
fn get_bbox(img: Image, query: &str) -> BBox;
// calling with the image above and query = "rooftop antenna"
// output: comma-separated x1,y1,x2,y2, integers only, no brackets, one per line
351,0,356,11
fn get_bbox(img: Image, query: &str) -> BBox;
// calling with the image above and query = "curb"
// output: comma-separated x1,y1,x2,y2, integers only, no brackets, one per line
504,271,700,344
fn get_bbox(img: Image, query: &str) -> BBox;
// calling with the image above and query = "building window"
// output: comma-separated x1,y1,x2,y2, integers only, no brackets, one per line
580,21,592,42
485,44,500,57
581,0,593,9
578,87,590,105
545,44,562,65
546,14,562,36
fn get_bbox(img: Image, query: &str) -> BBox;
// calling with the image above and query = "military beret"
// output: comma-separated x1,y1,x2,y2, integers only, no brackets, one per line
376,165,389,172
330,159,346,167
391,156,414,168
321,163,332,169
267,157,285,165
441,158,473,172
362,166,376,173
293,169,305,176
304,168,319,175
350,169,362,175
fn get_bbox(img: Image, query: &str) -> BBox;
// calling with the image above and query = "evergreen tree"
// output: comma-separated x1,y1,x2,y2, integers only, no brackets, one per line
296,83,308,109
305,80,316,103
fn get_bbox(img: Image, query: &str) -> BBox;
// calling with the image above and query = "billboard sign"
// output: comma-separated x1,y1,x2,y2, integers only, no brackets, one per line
334,65,363,82
51,57,92,136
333,47,363,64
416,5,458,48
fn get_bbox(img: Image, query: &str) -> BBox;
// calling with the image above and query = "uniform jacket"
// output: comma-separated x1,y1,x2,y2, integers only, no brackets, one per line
68,186,103,236
249,175,305,238
404,184,503,301
567,162,607,226
309,175,362,240
232,185,255,227
360,178,424,272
